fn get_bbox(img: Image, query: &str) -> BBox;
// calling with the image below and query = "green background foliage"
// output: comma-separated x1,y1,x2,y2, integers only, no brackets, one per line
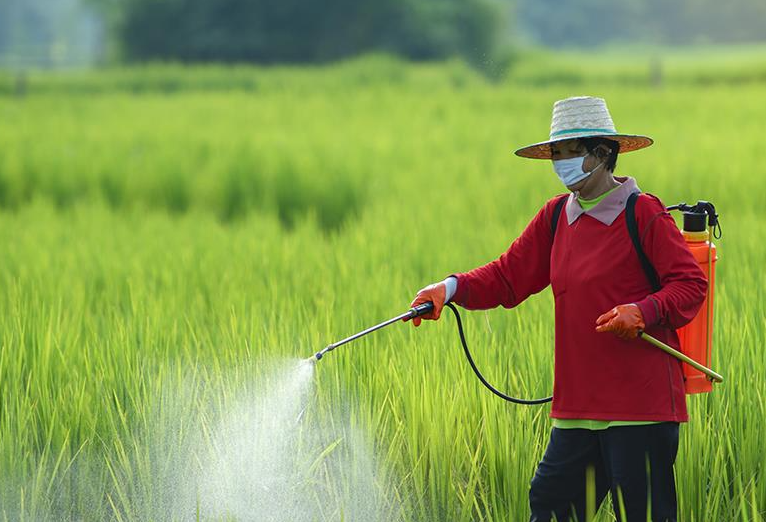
0,52,764,520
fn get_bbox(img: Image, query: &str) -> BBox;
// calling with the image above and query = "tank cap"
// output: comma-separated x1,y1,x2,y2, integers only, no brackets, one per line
683,211,706,232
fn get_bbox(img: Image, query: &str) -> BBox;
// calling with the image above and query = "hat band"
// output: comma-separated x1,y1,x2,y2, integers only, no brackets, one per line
550,127,616,137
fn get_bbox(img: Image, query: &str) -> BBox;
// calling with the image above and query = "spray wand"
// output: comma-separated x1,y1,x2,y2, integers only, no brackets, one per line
311,301,552,404
311,298,722,404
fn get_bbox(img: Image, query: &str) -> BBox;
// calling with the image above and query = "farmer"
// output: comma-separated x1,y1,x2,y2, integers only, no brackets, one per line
408,96,707,522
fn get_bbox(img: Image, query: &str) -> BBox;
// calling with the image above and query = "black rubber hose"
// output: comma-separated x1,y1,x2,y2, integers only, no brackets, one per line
445,302,552,405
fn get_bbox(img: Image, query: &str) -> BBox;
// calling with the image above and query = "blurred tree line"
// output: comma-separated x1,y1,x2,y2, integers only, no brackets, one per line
517,0,766,47
99,0,507,68
102,0,766,64
4,0,766,70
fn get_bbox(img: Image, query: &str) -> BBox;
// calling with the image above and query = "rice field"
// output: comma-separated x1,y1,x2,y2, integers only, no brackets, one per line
0,52,764,521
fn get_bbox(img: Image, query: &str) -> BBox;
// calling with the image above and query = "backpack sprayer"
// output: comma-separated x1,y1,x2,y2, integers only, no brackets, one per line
644,200,724,392
310,199,723,403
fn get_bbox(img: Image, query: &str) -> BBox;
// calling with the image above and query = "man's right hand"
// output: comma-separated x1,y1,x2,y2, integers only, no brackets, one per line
406,283,447,327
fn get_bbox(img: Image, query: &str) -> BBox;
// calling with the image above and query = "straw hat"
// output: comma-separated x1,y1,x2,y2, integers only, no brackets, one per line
514,96,653,160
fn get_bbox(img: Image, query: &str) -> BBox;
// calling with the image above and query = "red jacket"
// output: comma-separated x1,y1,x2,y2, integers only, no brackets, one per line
452,180,707,422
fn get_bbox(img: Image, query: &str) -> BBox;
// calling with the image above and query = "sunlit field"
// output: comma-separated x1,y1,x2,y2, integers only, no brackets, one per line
0,52,764,520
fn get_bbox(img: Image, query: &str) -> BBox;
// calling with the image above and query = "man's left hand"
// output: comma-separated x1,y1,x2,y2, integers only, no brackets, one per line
595,304,645,340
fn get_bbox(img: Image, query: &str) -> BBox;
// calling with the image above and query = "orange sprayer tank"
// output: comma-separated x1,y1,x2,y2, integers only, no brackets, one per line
673,203,719,394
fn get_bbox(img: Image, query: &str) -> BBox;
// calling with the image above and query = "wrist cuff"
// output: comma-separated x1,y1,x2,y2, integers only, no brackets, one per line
634,296,660,327
442,276,458,303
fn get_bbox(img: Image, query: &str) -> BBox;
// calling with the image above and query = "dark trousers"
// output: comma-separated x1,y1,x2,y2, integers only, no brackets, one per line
529,422,680,522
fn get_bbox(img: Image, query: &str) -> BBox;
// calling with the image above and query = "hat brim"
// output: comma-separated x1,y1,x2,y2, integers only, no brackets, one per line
514,133,654,160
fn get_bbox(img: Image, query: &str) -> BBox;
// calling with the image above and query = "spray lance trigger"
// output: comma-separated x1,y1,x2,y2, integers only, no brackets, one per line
409,302,435,318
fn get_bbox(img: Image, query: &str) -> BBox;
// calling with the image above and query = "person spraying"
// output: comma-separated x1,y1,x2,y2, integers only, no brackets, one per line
408,96,708,522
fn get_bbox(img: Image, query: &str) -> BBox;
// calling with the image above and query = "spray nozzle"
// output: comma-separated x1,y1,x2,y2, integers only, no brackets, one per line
313,345,334,361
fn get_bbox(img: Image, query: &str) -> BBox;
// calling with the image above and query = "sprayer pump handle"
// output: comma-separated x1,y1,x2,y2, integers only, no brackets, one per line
410,302,435,318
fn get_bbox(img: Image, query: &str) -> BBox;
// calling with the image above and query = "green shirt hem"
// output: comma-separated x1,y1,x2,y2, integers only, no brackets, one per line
552,418,663,430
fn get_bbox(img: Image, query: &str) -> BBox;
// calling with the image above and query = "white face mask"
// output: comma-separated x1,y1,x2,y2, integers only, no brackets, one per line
552,153,605,187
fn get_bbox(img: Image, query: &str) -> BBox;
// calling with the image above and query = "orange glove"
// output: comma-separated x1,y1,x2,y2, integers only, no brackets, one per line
595,304,645,340
405,283,446,327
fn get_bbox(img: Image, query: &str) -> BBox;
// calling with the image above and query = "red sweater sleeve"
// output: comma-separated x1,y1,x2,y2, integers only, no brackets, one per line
451,197,561,310
633,194,708,329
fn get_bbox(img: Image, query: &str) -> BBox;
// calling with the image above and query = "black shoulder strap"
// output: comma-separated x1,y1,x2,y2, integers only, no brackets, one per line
550,195,567,238
626,192,661,292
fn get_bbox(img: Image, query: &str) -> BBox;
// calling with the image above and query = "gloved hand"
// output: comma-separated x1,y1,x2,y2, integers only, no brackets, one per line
595,304,645,340
405,282,447,327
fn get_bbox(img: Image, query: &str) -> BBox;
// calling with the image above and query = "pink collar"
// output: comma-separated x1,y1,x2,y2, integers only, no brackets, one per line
565,176,641,226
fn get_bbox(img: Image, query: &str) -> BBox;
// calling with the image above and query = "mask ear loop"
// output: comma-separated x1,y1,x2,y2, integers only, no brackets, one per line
592,147,611,171
583,154,607,177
